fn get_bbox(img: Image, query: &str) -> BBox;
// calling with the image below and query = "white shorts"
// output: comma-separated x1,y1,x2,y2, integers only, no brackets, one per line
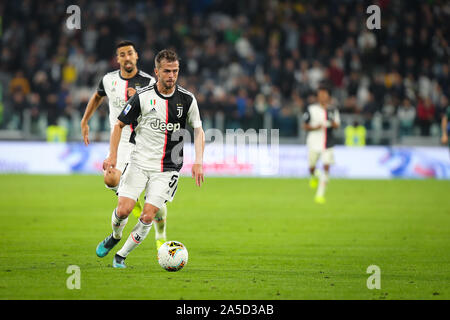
118,162,179,209
308,147,335,167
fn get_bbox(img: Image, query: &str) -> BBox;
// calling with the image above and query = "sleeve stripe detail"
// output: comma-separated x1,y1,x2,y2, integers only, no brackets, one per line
177,86,194,97
136,84,155,95
138,70,153,78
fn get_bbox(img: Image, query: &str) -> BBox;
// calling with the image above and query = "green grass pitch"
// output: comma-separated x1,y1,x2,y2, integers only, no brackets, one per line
0,175,449,300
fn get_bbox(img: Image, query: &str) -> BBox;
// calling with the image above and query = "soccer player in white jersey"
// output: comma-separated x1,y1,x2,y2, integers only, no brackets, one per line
96,49,205,268
81,41,169,251
303,83,340,204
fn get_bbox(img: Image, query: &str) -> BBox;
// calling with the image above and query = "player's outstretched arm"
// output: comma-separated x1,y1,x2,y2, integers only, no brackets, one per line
103,120,125,170
304,123,323,131
331,121,340,129
331,109,341,129
81,92,104,145
192,126,205,187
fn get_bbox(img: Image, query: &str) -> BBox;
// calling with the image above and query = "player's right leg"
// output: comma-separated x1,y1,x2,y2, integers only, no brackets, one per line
109,163,150,268
315,148,334,204
308,149,320,189
114,202,159,268
96,162,146,260
96,196,135,258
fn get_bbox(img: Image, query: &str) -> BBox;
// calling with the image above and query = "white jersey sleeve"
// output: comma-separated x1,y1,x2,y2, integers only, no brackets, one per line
186,97,202,129
334,108,341,126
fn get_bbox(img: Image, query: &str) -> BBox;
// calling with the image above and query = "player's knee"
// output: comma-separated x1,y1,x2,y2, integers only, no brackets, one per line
116,206,132,219
154,204,167,221
117,200,135,218
104,174,119,188
140,207,159,224
104,169,120,188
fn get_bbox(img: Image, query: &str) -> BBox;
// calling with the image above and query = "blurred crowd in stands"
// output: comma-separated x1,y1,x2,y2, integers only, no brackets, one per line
0,0,449,140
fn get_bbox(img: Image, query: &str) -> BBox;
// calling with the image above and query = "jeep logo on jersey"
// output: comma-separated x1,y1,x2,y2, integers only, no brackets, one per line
150,118,181,132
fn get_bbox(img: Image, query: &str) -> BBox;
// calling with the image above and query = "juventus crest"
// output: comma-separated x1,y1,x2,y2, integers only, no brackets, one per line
177,106,183,118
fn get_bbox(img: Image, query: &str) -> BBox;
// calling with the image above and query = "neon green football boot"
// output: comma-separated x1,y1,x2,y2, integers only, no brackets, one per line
314,195,326,204
156,238,166,250
309,176,319,189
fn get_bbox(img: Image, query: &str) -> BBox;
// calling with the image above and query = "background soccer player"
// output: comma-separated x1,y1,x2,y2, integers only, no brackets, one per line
80,41,170,250
303,83,340,204
97,49,205,268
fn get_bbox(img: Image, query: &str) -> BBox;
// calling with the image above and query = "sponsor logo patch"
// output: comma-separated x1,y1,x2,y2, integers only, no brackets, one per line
123,104,132,115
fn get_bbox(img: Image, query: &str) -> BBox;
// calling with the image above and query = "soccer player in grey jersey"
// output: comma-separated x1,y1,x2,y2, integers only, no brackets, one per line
97,49,205,268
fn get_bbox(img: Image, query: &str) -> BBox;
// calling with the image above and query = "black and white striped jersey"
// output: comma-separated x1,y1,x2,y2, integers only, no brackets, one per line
303,103,341,151
118,84,202,172
97,69,156,144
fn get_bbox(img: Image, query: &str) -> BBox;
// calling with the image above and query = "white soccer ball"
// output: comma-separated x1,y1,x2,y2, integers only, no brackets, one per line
157,240,188,272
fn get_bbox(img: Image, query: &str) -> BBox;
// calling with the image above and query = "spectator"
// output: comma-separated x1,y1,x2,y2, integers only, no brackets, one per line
28,93,41,134
308,60,325,91
11,90,28,129
370,74,386,107
9,71,30,95
362,92,379,129
416,97,436,136
327,58,344,88
397,98,416,137
254,93,267,129
0,0,448,141
301,25,318,61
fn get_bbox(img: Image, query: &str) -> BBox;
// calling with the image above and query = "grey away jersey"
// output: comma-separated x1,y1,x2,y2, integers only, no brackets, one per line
118,84,202,172
97,69,156,144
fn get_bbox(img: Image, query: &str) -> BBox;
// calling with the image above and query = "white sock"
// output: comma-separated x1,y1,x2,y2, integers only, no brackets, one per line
313,168,321,178
111,208,128,240
116,219,152,258
316,171,329,197
154,204,167,241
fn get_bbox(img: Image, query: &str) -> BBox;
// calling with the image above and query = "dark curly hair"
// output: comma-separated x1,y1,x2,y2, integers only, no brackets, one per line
154,49,179,69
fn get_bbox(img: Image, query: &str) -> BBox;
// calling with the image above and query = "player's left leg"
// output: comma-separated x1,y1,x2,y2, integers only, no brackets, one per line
96,196,135,258
314,166,329,204
113,171,179,268
132,196,169,249
97,162,147,263
113,203,158,268
151,172,178,250
315,148,334,204
308,149,321,189
154,203,167,250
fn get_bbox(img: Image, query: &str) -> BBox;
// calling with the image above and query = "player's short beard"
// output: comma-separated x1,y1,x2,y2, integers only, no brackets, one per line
123,62,135,73
162,79,175,90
